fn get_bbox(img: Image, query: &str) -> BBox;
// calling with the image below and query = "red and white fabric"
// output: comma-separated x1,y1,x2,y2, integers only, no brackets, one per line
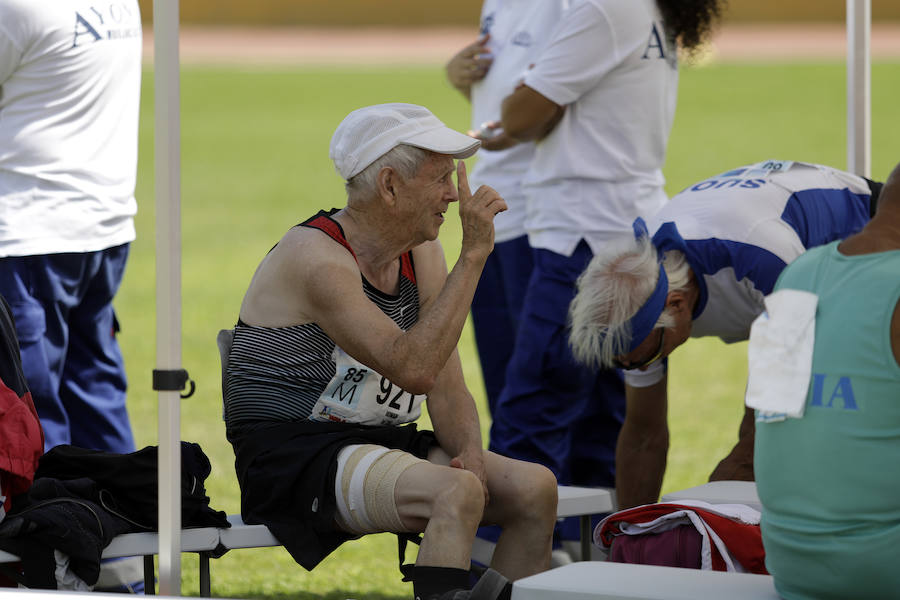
595,500,767,574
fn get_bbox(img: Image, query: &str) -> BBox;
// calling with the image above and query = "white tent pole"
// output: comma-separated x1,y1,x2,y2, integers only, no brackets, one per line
153,0,182,594
847,0,871,177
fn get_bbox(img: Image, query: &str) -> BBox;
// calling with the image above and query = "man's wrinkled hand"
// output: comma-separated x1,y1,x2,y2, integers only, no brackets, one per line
456,161,506,261
449,449,489,504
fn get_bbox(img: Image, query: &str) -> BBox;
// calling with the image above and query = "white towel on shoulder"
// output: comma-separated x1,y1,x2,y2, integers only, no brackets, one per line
745,289,818,419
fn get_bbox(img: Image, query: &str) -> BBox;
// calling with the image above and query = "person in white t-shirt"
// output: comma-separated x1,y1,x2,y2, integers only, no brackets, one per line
446,0,568,426
0,0,142,455
446,0,573,560
484,0,723,522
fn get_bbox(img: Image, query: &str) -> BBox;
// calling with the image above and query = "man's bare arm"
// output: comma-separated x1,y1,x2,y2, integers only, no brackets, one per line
616,379,670,509
500,84,564,143
305,162,505,394
426,347,488,498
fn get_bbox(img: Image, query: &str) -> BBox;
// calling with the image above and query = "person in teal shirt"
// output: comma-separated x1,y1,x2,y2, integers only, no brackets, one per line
754,159,900,600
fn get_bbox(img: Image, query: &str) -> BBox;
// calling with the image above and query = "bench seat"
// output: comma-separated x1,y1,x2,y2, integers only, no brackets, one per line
511,561,778,600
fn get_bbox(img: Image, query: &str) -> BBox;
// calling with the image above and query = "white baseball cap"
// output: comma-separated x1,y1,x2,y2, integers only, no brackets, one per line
329,103,481,180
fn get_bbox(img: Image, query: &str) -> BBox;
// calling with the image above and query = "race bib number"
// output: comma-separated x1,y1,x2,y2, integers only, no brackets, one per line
311,346,425,426
745,160,794,177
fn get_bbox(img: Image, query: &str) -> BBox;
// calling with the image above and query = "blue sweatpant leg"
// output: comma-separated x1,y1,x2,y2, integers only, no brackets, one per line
470,235,533,413
489,242,624,543
0,246,135,453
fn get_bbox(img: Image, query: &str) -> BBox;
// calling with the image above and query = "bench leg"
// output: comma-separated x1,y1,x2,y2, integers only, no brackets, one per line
199,552,211,597
144,555,155,595
580,516,591,561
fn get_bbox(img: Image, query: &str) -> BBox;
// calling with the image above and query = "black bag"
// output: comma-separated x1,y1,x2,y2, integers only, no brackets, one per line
34,441,230,530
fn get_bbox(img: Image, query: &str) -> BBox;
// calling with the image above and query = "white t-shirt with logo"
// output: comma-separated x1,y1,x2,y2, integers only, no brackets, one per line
522,0,677,256
0,0,142,257
469,0,569,243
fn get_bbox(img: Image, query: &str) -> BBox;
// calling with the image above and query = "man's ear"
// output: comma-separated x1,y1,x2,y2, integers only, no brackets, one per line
665,290,690,315
376,166,397,204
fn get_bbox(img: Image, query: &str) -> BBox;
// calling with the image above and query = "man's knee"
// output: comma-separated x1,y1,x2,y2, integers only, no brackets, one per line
431,468,485,525
522,463,558,519
497,460,558,525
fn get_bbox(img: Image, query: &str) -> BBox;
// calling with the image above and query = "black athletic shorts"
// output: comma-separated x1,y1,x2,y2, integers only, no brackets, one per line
227,420,436,570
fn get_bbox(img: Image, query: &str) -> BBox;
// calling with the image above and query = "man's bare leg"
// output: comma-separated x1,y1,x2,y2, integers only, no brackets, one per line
427,447,557,580
394,457,486,568
480,451,556,579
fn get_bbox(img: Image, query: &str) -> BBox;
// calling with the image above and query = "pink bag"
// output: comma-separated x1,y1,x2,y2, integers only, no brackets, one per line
609,524,702,569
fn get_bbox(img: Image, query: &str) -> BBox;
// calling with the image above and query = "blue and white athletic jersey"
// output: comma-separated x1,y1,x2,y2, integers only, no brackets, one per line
647,160,874,343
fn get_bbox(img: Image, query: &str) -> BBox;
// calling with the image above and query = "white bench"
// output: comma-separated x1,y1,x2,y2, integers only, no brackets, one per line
511,561,779,600
218,514,279,550
0,485,613,595
661,480,761,511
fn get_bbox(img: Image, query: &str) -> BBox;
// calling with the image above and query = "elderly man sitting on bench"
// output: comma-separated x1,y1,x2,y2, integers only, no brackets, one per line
221,103,558,600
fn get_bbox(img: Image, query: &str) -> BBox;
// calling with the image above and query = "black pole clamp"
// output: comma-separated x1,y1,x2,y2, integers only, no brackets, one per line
152,368,196,398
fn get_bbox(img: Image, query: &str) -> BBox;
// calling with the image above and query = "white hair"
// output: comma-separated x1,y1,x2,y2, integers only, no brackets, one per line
568,233,691,369
345,144,430,200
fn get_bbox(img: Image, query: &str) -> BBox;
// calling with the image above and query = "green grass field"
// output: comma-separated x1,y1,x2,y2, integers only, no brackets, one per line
118,60,900,598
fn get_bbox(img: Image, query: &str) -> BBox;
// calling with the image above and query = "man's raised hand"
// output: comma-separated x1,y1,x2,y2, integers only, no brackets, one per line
456,160,506,260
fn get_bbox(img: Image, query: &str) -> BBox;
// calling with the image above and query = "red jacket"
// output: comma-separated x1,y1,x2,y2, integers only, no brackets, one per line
0,295,44,517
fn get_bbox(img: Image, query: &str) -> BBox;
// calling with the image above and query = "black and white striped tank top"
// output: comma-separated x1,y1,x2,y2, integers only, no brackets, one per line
223,209,420,428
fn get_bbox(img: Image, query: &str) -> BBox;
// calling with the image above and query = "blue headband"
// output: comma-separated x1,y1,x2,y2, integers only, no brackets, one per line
625,218,669,353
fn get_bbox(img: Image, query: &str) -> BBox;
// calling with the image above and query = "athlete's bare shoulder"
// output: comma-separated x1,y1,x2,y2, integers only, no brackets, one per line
239,222,361,327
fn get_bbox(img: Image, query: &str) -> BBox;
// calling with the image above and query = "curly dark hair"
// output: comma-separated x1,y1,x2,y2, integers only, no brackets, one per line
657,0,726,51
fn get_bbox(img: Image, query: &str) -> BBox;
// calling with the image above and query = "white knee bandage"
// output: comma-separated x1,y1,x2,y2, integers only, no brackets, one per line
333,443,425,535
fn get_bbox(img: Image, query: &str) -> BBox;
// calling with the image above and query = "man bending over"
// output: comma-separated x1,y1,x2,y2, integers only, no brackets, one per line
568,160,879,509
